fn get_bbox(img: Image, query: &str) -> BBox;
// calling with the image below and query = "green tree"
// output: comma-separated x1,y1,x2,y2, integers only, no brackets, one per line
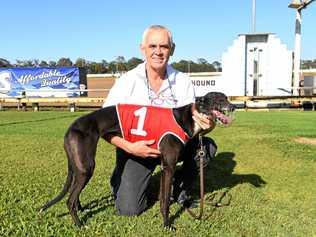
212,61,222,72
100,60,109,73
57,58,73,67
74,58,86,68
0,58,12,67
48,61,57,67
39,60,49,67
115,56,127,72
127,57,143,70
171,60,190,72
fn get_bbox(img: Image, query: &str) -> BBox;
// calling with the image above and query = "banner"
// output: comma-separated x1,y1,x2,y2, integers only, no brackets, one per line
0,67,83,98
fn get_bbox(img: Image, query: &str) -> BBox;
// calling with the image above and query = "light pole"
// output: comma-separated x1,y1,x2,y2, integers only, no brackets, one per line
252,0,256,33
288,0,315,95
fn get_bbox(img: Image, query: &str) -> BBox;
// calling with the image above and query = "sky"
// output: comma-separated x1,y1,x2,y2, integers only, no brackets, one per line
1,0,316,64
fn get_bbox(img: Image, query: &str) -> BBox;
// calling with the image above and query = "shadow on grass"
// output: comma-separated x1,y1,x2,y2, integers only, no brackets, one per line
145,151,266,226
57,194,114,224
80,194,114,223
58,152,266,226
205,152,266,192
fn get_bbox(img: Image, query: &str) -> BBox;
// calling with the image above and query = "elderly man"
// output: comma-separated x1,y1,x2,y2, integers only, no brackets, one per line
103,25,216,216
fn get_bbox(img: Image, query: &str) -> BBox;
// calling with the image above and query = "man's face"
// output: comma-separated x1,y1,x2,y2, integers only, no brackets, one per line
140,29,172,71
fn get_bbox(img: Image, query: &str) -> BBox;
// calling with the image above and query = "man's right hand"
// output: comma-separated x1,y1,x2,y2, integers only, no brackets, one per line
107,135,161,158
127,140,161,158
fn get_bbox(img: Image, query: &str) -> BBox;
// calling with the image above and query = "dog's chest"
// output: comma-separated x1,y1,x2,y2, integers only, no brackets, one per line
116,104,189,149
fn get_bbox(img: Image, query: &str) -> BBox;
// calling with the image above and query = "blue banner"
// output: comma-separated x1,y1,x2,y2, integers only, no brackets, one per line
0,67,81,97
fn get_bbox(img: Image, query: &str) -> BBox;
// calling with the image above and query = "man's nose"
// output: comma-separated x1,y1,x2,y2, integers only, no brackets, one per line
154,46,162,54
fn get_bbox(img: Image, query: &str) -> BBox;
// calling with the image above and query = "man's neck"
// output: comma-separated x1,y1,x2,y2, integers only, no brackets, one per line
146,64,167,93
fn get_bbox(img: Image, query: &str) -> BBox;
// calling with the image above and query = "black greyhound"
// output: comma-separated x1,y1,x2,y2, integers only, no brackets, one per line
39,92,234,228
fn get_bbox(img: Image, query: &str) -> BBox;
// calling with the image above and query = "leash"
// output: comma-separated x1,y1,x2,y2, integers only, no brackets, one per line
185,134,231,220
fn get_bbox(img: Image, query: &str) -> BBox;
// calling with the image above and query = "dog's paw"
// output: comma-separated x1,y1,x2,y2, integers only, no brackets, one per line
163,224,176,231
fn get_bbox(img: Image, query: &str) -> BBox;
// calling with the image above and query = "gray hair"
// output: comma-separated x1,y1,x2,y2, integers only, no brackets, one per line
141,25,174,46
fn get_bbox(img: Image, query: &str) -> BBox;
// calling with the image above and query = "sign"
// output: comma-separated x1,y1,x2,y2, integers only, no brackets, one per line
0,67,82,98
189,73,220,96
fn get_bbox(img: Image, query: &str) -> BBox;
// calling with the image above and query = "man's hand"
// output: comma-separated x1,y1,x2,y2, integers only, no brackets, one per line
106,135,161,158
192,110,216,133
127,140,161,158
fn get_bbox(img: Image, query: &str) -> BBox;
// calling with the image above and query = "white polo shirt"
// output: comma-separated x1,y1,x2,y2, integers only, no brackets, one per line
103,62,195,108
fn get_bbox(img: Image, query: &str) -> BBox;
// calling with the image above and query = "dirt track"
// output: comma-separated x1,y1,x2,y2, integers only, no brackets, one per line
294,137,316,146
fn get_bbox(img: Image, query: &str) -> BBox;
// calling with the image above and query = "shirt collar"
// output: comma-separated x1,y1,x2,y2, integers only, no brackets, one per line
136,62,176,91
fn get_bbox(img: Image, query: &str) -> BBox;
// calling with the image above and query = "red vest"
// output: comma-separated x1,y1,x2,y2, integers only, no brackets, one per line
116,104,190,149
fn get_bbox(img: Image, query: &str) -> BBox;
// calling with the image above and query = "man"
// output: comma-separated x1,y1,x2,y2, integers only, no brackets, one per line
103,25,216,216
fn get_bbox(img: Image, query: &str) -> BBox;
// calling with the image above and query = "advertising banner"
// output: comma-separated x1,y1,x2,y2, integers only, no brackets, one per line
0,67,83,98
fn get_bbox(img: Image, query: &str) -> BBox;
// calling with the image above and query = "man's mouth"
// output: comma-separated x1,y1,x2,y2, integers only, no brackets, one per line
152,57,164,62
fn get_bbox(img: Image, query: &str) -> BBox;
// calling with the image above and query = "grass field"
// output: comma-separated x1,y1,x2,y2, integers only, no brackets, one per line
0,110,316,236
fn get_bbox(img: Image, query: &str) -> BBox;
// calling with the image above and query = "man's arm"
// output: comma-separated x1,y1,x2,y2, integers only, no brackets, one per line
105,135,161,158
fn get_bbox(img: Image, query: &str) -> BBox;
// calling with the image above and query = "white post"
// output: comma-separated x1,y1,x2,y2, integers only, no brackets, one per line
293,9,302,95
252,0,256,32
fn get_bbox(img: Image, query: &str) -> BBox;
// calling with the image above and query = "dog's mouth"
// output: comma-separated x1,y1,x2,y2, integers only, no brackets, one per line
197,105,234,126
195,92,235,127
211,109,234,126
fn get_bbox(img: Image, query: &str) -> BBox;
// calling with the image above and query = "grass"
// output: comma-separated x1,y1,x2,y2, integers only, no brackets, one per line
0,110,316,236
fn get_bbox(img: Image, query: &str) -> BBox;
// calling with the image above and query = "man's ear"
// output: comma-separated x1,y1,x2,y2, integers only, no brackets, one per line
170,43,175,56
140,44,145,57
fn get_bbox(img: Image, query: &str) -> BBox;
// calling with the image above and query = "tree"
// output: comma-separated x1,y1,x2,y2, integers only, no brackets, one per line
212,61,222,72
127,57,143,70
108,61,117,73
49,61,57,67
39,60,49,67
100,60,109,73
301,59,316,69
195,58,215,72
115,56,127,72
171,60,190,72
0,58,12,67
88,61,100,74
57,58,73,67
74,58,86,68
197,58,208,65
16,59,38,67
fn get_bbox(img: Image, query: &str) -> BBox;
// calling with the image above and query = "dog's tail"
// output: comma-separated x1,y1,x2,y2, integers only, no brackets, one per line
39,163,73,213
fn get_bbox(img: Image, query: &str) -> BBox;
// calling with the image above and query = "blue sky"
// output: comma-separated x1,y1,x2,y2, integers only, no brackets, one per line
1,0,315,64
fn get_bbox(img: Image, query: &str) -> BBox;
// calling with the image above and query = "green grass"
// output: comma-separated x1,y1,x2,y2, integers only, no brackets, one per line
0,110,316,236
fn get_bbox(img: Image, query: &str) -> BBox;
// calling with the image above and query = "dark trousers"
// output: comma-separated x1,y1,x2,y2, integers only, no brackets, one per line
110,137,217,216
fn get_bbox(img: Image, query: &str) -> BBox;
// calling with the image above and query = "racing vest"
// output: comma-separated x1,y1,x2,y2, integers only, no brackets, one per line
116,104,190,149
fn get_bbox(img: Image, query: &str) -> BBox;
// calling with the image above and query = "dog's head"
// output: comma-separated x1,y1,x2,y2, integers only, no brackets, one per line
195,92,234,125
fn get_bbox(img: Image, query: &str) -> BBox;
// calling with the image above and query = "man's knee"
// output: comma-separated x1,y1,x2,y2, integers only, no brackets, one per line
115,197,147,216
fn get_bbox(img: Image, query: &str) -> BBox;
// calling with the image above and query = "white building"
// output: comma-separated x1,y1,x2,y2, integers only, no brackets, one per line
221,33,293,96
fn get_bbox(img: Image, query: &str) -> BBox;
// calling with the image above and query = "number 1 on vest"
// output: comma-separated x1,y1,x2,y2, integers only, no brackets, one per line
130,107,148,136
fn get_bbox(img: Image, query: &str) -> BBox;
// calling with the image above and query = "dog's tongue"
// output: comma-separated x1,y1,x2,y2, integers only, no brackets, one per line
212,110,232,125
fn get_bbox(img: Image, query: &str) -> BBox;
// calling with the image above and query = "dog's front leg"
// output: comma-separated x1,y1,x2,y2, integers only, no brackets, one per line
159,135,182,228
160,156,176,228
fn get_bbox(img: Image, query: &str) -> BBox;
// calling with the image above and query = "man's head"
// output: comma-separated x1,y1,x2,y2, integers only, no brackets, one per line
140,25,175,72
